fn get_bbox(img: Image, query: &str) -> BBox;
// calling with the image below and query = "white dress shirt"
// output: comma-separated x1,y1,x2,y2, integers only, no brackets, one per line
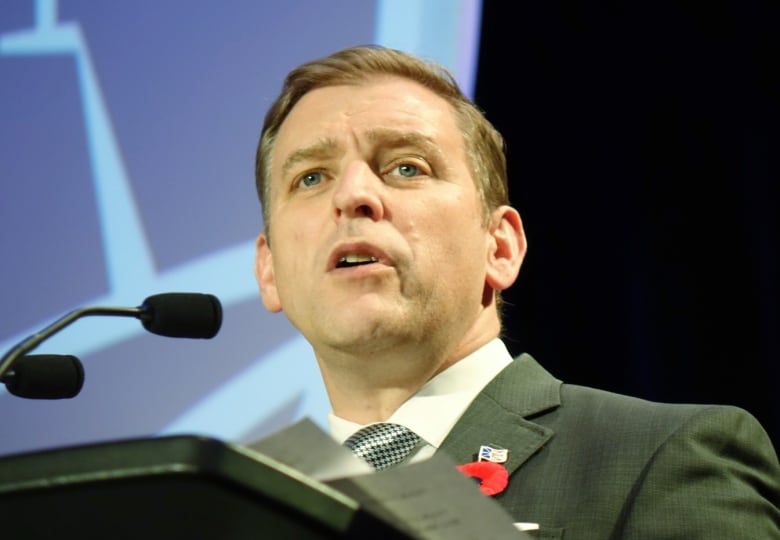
329,338,513,465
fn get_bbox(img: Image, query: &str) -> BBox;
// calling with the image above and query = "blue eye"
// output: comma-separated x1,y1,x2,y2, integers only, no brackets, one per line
299,172,322,188
396,163,419,178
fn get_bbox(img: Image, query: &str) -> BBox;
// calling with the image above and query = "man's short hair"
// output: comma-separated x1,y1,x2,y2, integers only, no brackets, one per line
255,45,509,232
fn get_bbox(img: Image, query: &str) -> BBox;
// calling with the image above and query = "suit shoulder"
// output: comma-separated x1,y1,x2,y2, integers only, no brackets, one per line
558,382,770,445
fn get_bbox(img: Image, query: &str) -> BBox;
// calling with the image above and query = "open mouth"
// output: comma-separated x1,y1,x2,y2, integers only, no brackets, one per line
336,254,378,268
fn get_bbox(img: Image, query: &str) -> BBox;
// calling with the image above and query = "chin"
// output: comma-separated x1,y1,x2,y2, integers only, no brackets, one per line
322,319,405,352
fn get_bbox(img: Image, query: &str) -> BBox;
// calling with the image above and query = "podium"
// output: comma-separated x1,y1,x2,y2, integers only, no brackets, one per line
0,435,412,539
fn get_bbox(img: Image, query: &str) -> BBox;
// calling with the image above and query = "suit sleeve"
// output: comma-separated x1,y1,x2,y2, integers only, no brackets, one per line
620,405,780,539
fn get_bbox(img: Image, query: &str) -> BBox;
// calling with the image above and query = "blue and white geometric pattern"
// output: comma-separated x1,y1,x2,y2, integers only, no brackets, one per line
0,0,483,457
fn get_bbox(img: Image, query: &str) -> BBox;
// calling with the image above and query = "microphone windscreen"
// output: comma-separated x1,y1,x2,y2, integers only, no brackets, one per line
5,355,84,399
140,293,222,339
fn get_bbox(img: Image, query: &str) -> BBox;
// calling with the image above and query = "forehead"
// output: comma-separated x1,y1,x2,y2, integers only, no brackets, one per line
271,77,465,173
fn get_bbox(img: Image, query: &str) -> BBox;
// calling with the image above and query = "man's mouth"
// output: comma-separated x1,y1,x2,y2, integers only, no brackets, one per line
336,254,379,268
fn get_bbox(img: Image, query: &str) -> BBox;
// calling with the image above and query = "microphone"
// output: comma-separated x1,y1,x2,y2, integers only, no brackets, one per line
1,354,84,399
139,292,223,339
0,292,222,398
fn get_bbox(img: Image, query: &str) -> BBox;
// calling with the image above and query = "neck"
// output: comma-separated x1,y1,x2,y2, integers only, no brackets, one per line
317,316,501,424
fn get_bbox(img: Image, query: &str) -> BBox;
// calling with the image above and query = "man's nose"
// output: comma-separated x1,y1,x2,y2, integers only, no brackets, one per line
332,161,384,220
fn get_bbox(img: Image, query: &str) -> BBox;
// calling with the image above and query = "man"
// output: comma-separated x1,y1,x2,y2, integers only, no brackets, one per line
253,45,780,537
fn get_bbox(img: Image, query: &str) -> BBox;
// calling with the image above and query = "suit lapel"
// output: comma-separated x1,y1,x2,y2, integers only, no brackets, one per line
438,354,561,478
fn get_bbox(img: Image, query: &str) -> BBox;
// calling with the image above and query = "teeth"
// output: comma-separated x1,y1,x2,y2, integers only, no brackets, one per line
339,254,378,264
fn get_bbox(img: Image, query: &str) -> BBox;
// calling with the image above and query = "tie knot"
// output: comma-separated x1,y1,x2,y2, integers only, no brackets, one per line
343,423,421,471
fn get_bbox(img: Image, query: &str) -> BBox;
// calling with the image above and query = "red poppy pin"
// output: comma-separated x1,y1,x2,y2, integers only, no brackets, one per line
456,460,509,496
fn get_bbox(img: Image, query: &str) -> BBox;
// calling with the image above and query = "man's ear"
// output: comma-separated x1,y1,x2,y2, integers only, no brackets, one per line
485,205,527,292
254,232,282,313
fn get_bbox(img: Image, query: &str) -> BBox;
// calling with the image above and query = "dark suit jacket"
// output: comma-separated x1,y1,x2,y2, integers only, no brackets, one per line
439,354,780,539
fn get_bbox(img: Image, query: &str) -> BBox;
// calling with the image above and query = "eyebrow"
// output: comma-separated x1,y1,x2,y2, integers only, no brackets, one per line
279,129,444,179
280,137,341,179
366,128,440,155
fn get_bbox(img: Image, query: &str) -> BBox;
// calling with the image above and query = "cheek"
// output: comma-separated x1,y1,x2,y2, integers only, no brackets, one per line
270,214,325,279
437,196,486,251
272,204,315,248
444,219,491,283
410,210,486,275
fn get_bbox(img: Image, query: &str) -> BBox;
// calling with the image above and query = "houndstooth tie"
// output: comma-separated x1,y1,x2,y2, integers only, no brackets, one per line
344,423,421,471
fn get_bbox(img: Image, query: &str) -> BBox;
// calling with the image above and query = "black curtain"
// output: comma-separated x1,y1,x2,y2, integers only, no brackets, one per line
475,0,779,446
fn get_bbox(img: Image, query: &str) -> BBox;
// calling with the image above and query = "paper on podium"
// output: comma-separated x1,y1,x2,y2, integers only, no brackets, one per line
247,416,374,480
248,418,530,539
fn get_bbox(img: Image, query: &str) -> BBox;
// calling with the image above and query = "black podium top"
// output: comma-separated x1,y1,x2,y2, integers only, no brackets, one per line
0,435,411,539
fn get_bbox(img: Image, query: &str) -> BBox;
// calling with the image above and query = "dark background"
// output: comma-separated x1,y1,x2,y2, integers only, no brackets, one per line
475,0,779,447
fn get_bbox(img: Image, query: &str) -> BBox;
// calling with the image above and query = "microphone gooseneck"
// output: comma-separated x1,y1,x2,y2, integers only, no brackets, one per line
0,292,222,399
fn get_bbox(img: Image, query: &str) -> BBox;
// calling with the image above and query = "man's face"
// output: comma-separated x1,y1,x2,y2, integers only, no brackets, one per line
255,76,499,357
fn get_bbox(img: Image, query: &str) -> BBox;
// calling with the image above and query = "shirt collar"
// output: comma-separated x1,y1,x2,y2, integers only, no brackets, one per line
329,338,513,447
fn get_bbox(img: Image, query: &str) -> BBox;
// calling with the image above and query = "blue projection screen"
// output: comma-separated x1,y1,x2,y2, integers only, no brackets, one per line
0,0,483,456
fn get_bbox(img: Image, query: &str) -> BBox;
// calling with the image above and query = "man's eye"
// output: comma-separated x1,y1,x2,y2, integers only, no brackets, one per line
393,163,420,178
298,171,322,188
